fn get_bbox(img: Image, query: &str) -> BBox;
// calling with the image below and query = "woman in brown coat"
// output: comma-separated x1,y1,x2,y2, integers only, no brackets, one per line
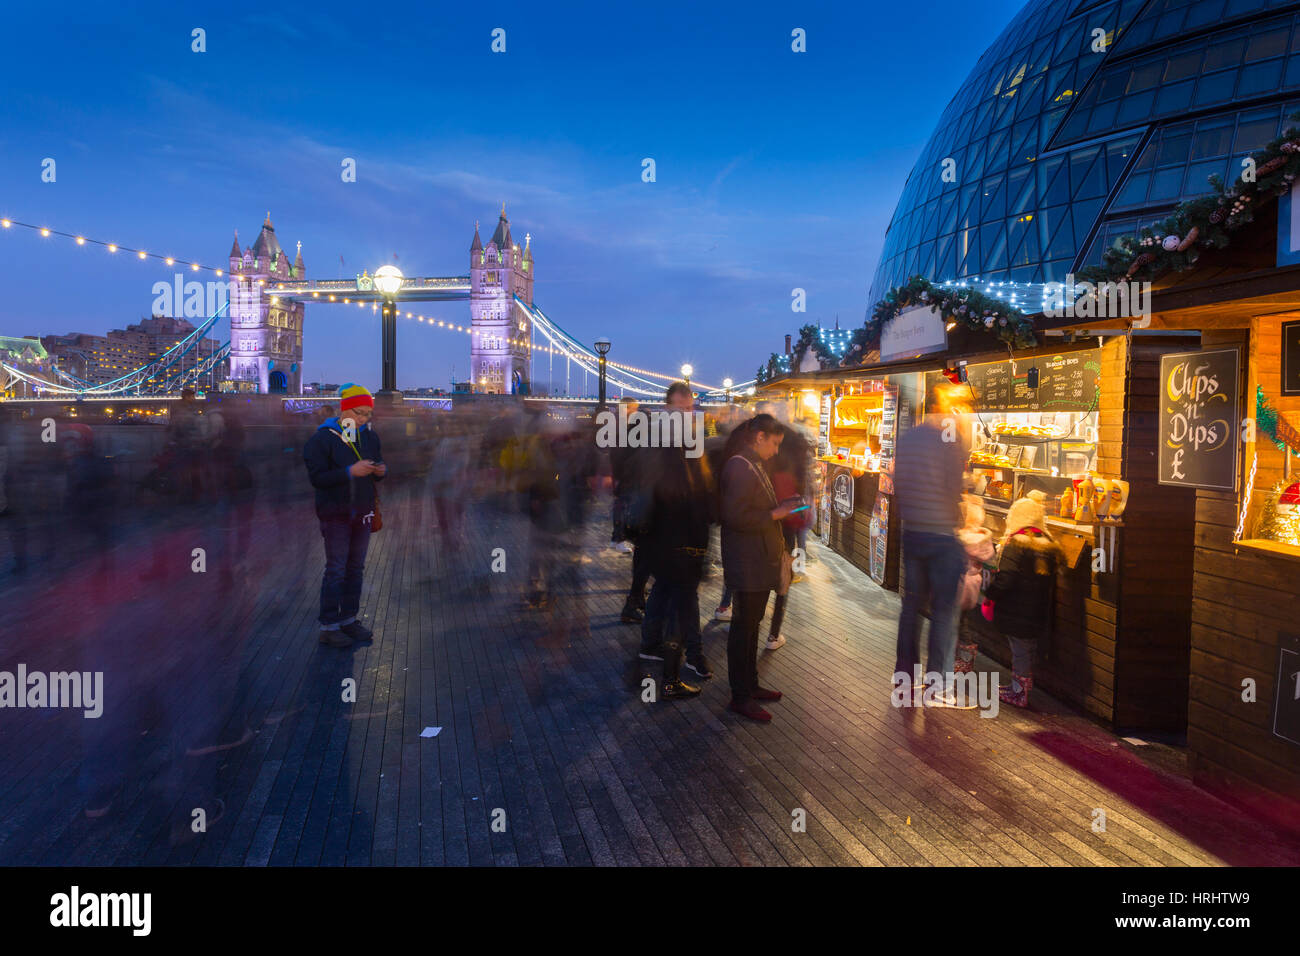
719,414,799,721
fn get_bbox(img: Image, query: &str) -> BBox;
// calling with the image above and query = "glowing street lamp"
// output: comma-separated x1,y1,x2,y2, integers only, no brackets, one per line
374,265,403,400
680,363,693,388
723,377,733,403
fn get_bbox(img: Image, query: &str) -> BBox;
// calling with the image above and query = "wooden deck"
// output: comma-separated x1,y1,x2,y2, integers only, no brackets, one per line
2,481,1299,867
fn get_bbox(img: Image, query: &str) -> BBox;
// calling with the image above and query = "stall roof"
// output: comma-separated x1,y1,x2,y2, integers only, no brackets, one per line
757,339,1105,392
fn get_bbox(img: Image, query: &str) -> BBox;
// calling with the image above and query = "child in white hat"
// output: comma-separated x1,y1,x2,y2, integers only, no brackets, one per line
984,490,1061,707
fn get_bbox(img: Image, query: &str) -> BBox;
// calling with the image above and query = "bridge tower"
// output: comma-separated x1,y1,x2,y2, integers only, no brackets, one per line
470,205,532,394
227,213,306,394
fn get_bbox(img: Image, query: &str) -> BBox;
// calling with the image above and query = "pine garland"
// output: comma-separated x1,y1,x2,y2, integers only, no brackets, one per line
1077,114,1300,286
1257,385,1300,454
864,275,1038,352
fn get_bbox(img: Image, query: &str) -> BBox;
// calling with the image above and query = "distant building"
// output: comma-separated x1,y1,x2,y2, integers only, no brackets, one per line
41,315,225,386
470,206,533,395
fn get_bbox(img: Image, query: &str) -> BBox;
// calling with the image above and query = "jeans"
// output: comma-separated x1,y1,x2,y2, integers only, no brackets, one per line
1008,635,1035,676
640,578,702,659
895,530,964,678
770,526,797,638
728,589,770,702
718,586,733,610
319,516,371,628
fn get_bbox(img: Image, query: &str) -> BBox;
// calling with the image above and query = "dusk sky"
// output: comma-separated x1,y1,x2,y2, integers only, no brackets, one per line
0,0,1024,392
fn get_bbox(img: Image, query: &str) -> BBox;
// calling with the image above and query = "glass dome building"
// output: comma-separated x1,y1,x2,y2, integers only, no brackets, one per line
869,0,1300,306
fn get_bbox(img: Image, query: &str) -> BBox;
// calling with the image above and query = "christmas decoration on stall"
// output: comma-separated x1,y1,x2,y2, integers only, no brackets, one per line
1077,113,1300,287
1256,385,1300,453
861,276,1038,362
791,323,841,370
756,352,791,384
1255,480,1300,547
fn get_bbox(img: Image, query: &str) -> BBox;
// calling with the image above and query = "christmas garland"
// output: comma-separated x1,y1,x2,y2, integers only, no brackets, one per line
1256,385,1300,454
756,351,790,384
791,323,841,370
864,275,1038,352
1077,115,1300,285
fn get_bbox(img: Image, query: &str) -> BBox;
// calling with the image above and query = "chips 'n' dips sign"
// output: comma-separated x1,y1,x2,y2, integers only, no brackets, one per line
1158,347,1240,491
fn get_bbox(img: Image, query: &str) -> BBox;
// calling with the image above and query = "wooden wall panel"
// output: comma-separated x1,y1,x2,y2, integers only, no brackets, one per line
1187,322,1300,834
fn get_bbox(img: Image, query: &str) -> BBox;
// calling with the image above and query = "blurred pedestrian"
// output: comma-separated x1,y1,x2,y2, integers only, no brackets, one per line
610,399,651,622
636,382,714,697
893,382,972,707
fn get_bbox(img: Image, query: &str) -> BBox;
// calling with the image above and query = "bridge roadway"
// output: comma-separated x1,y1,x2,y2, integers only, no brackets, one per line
1,478,1298,865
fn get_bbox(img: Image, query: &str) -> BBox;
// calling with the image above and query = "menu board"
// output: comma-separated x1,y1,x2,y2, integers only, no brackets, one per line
832,471,855,517
1158,347,1240,491
869,494,890,586
819,393,832,456
879,385,899,471
926,349,1101,412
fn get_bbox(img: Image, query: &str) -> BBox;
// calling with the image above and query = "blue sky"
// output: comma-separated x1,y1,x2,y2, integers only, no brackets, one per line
0,0,1024,392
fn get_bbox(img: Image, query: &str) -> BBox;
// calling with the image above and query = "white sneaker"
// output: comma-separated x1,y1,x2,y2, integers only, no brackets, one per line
714,606,732,622
926,689,979,710
613,540,633,553
765,634,785,650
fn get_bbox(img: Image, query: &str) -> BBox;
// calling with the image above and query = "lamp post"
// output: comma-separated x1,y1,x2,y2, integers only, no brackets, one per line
374,265,403,401
723,377,733,404
680,363,693,390
594,337,611,409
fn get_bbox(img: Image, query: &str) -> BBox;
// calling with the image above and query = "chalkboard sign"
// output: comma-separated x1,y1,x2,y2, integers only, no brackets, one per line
925,349,1100,412
1273,633,1300,748
1157,347,1240,491
832,470,854,517
1284,320,1300,396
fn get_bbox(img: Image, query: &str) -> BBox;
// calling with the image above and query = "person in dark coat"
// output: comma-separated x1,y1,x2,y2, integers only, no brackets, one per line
636,382,715,698
303,383,386,648
719,413,797,721
983,490,1060,708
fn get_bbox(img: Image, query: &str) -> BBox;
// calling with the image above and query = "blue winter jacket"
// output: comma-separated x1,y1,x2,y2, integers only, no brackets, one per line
303,417,385,520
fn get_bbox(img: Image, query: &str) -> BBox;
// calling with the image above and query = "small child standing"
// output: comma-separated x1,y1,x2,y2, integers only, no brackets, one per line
955,494,995,673
984,490,1061,708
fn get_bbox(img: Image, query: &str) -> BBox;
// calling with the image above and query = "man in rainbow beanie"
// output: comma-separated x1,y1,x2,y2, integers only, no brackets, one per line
303,383,387,647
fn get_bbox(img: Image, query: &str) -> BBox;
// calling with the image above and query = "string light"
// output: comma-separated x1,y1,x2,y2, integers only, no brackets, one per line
0,216,225,273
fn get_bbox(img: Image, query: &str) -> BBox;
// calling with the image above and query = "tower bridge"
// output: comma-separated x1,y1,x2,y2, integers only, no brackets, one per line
4,207,751,401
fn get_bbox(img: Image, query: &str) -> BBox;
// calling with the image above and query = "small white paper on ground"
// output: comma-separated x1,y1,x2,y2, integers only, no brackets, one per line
420,727,442,738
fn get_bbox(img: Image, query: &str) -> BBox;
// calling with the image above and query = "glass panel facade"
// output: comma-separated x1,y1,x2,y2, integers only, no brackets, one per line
869,0,1300,303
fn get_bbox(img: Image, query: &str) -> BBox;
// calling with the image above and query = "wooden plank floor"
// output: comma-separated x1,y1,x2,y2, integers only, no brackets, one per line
2,480,1300,867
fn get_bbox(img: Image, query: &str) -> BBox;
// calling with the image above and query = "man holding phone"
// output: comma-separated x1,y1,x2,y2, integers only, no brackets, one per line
304,383,387,648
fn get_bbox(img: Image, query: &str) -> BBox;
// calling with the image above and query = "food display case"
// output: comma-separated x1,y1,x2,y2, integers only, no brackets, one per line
967,410,1099,519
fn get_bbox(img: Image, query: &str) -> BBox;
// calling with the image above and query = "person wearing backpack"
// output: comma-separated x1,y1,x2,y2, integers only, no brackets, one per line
983,490,1061,708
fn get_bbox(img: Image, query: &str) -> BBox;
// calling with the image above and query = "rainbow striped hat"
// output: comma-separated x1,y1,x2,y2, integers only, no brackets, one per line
338,382,374,412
